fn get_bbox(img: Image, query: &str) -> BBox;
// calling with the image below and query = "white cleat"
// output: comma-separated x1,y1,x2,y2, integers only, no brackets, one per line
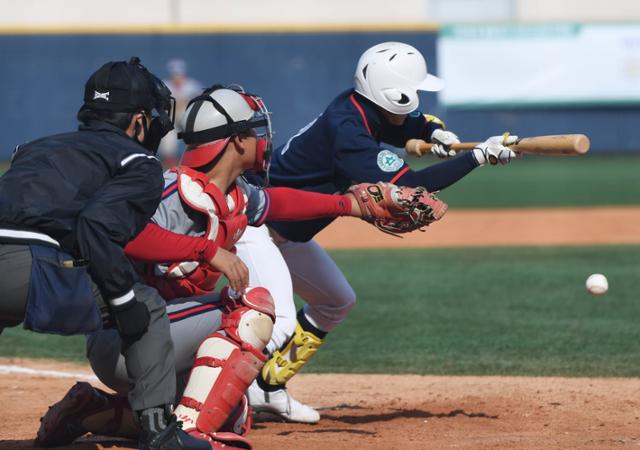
247,380,320,424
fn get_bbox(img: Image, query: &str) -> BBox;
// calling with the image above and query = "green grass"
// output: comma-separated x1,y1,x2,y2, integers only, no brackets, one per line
0,326,86,362
300,245,640,377
408,154,640,208
4,246,638,377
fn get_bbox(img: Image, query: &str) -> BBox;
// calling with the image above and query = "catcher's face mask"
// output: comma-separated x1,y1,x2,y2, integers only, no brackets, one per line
239,91,273,174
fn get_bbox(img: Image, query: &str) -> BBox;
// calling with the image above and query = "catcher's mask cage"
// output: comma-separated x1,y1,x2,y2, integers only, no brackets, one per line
128,57,176,136
178,84,273,175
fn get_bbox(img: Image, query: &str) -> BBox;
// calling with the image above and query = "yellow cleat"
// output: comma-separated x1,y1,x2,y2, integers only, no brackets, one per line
261,321,325,386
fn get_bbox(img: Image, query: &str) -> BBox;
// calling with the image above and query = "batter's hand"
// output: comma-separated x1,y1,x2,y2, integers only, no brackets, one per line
472,134,518,165
209,247,249,293
430,129,460,158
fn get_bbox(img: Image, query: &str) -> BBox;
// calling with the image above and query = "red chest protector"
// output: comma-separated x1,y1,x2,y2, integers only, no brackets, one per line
149,167,248,300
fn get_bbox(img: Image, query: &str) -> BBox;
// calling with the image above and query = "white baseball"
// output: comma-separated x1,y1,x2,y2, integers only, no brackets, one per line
585,273,608,296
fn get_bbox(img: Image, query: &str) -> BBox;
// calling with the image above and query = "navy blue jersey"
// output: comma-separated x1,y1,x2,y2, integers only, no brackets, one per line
268,89,479,242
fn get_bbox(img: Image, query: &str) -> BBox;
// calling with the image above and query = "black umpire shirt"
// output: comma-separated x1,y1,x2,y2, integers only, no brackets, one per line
0,120,164,304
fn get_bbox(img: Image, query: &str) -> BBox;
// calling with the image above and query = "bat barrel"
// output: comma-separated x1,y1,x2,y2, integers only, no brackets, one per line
515,134,590,155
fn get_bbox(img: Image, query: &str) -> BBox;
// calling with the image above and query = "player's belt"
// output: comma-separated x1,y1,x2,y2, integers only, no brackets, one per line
0,228,61,247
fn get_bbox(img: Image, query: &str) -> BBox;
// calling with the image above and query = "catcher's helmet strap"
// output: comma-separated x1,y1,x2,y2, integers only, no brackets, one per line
182,90,239,145
179,118,268,145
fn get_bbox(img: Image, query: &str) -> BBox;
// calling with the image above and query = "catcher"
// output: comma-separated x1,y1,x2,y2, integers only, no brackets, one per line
35,85,444,449
237,41,518,422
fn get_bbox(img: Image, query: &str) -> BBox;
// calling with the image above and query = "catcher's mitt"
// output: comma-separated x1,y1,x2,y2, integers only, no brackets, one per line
347,182,448,236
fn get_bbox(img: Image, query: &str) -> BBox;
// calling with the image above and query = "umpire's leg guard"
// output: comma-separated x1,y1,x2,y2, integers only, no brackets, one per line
258,309,327,389
174,286,275,448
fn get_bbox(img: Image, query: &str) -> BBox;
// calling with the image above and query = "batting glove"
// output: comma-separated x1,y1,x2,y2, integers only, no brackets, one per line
430,129,460,158
472,134,519,166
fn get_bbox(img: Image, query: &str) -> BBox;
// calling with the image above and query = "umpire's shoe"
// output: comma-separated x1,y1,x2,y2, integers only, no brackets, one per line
138,407,211,450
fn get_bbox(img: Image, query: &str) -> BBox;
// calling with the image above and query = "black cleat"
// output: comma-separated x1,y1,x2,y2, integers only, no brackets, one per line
138,410,210,450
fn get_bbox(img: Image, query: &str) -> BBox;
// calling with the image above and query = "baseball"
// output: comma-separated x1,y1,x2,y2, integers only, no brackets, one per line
585,273,608,296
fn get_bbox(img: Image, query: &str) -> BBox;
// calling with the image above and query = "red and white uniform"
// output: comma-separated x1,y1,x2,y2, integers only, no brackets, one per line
140,166,250,299
116,166,354,447
125,167,354,300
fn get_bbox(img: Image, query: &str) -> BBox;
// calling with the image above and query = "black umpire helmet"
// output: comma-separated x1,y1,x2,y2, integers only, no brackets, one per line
79,57,176,152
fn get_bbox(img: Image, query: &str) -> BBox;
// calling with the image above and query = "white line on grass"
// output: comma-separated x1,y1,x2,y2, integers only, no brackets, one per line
0,364,98,381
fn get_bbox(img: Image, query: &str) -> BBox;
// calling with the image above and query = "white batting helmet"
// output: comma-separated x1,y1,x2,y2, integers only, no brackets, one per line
354,42,444,115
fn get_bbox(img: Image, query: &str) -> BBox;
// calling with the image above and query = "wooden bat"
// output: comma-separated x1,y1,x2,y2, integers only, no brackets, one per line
405,134,590,157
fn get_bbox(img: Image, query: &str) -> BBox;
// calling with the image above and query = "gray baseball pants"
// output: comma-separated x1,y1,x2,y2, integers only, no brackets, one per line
87,293,224,402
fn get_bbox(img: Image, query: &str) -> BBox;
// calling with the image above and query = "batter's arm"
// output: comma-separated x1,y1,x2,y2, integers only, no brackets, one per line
394,152,479,191
379,113,443,148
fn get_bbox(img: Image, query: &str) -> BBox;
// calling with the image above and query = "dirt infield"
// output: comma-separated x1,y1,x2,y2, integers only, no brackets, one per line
1,358,639,450
316,206,640,249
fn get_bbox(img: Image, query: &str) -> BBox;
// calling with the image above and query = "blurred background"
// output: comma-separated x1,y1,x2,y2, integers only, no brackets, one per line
2,0,640,155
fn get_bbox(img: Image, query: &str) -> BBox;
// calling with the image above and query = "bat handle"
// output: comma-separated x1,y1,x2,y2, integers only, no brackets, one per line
405,139,479,157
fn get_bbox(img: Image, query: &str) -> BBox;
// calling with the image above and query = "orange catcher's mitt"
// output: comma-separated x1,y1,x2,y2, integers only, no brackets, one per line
347,182,447,236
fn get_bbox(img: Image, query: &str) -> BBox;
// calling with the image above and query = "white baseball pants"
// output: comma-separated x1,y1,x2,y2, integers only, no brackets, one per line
235,225,355,353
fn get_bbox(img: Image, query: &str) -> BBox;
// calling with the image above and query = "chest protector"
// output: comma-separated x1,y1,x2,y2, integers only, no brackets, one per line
148,166,248,300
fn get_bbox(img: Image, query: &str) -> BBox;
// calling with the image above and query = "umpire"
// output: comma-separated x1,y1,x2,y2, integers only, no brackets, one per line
0,58,209,450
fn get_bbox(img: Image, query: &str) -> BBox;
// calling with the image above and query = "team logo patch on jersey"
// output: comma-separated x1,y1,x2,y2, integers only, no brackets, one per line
377,149,404,172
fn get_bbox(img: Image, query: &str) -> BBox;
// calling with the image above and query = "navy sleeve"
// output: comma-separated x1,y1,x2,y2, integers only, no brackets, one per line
395,151,479,191
76,157,164,303
379,113,442,148
238,178,270,226
333,120,410,184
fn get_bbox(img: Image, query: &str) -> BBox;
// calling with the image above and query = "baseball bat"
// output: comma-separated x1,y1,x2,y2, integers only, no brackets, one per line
405,134,590,157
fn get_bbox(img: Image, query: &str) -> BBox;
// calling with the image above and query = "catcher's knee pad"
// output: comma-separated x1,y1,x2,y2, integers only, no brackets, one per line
174,286,275,436
220,286,276,350
260,309,326,387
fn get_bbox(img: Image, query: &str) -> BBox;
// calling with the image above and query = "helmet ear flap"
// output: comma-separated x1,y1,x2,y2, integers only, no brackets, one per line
381,89,414,110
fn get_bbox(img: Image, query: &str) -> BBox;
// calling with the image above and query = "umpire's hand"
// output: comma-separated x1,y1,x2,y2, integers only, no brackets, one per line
111,297,151,343
208,247,249,293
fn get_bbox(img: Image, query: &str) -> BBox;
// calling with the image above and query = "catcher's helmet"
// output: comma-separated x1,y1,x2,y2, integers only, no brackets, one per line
179,85,272,171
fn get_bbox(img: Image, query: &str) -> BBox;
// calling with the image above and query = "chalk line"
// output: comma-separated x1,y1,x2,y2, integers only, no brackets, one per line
0,364,98,381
